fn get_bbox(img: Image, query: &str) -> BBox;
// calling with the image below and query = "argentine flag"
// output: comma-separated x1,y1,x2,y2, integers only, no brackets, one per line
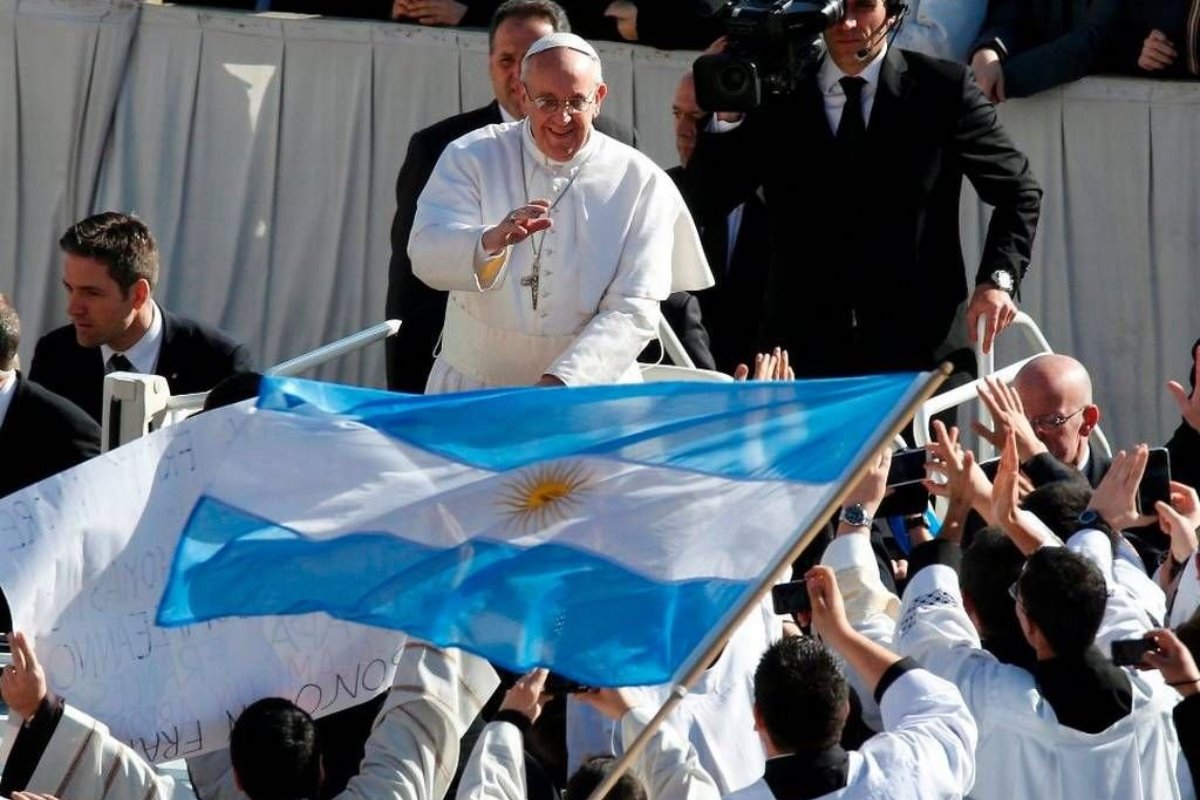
158,373,931,687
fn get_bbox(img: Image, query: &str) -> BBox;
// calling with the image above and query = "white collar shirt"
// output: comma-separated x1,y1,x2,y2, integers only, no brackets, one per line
101,301,163,374
0,370,15,428
818,45,887,135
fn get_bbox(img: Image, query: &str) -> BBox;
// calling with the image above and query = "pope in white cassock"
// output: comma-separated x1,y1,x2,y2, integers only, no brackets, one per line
409,32,713,393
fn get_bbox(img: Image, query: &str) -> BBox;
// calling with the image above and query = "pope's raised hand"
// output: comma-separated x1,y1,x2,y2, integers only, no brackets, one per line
482,199,553,254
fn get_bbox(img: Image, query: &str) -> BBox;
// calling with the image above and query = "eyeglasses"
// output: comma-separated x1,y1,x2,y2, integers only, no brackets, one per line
1028,407,1085,433
524,84,597,115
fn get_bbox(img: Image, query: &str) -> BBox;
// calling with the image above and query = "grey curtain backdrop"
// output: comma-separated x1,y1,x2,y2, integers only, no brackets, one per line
3,0,1198,451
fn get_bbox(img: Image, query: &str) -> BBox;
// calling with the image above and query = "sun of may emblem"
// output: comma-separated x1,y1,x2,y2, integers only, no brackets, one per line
498,462,592,530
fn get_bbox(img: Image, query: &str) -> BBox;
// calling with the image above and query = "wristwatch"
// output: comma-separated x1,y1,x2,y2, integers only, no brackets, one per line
839,503,873,529
1076,508,1114,536
988,269,1016,295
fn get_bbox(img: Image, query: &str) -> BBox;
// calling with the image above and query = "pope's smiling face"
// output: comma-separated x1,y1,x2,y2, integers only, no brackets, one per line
521,48,607,163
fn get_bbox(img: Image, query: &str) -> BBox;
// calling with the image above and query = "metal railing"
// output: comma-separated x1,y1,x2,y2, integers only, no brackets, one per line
912,312,1112,461
101,320,401,451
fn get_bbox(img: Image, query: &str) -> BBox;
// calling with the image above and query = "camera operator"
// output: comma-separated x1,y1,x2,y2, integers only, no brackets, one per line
685,0,1042,379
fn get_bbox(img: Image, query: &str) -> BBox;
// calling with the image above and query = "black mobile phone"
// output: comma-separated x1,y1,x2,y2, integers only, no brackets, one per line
1110,638,1158,667
887,447,928,488
1137,447,1172,514
543,672,588,694
771,579,811,615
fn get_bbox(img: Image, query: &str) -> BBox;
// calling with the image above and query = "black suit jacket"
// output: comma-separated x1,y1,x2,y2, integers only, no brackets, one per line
0,374,100,499
28,307,254,424
973,0,1125,97
686,48,1041,378
668,165,769,374
385,101,635,392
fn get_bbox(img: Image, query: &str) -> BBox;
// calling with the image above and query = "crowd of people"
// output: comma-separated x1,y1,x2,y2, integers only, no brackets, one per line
3,0,1200,798
169,0,1200,91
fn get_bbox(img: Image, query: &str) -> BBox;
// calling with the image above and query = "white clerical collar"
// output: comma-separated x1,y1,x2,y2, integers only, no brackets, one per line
520,117,598,170
1076,442,1091,472
101,300,164,374
499,103,520,124
818,43,887,97
0,369,15,429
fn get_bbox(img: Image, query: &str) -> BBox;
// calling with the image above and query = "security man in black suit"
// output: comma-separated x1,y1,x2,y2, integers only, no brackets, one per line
28,212,253,424
0,294,100,641
686,0,1042,379
0,295,99,499
668,71,769,375
384,0,642,392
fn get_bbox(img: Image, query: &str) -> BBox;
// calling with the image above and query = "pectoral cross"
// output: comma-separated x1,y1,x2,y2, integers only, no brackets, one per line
520,259,540,310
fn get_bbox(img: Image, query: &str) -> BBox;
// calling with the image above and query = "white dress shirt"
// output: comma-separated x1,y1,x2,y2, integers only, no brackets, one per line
0,369,16,428
100,301,164,374
817,45,887,135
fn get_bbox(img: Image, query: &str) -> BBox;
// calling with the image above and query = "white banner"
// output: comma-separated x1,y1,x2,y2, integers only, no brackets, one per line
0,403,405,763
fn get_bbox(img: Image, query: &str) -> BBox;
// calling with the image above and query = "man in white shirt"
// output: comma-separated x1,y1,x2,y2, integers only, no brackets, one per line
409,32,711,392
0,632,498,800
728,566,976,800
898,535,1192,799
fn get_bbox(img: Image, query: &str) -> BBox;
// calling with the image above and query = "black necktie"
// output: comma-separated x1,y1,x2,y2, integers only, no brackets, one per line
837,76,867,153
106,353,135,374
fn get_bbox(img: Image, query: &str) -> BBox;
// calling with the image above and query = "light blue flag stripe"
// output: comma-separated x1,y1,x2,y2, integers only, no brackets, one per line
158,496,747,687
258,374,923,482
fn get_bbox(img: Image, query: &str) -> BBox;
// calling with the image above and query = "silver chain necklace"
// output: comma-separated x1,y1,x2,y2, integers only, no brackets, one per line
518,132,593,310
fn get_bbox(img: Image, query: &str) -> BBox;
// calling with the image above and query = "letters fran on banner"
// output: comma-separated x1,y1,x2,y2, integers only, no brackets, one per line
0,402,406,763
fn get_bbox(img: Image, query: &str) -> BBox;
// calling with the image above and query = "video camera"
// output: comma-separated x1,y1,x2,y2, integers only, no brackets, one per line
693,0,844,112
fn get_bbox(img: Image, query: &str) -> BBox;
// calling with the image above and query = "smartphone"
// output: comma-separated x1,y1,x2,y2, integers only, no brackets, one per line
1137,447,1172,515
543,672,588,694
887,447,928,488
1110,638,1158,667
771,579,811,616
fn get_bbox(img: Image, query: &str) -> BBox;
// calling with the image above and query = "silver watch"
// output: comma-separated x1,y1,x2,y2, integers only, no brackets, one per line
988,269,1015,295
839,503,873,528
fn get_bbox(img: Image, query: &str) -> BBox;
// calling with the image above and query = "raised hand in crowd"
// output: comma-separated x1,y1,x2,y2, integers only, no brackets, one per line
1157,480,1200,566
392,0,468,25
732,348,793,381
575,686,640,721
991,431,1056,554
1139,29,1180,72
1141,628,1200,697
1086,443,1157,532
603,1,638,41
924,419,989,539
499,667,553,724
1,631,47,722
972,376,1048,462
805,565,903,692
1168,342,1200,433
837,445,891,536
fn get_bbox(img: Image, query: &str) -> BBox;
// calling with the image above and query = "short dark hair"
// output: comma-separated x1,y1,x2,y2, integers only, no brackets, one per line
0,294,19,372
753,635,849,752
230,698,322,800
566,756,646,800
961,527,1026,637
59,211,158,294
1017,547,1107,657
1020,477,1093,541
488,0,570,50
